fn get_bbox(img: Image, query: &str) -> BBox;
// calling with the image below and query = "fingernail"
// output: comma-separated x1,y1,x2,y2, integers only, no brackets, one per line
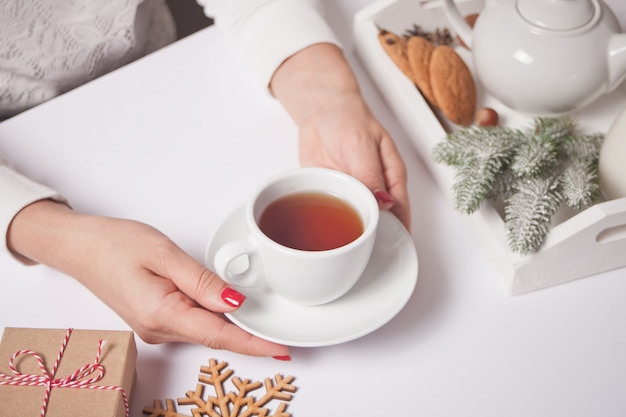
273,355,292,361
374,189,395,210
220,287,246,308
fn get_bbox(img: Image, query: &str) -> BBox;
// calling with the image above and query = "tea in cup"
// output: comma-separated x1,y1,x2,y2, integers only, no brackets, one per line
214,167,379,305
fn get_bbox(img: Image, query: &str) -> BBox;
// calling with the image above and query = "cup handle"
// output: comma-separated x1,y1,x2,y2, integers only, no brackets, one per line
214,238,262,288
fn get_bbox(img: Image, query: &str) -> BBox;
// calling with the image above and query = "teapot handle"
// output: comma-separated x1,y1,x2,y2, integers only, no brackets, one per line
442,0,474,49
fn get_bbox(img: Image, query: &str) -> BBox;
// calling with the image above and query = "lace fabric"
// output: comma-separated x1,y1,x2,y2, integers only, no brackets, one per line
0,0,176,119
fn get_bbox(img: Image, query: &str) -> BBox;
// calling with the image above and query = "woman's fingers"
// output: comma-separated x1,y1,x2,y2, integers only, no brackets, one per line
166,303,289,358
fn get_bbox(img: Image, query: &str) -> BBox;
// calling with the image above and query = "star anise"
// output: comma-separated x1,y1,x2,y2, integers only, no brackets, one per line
404,24,454,46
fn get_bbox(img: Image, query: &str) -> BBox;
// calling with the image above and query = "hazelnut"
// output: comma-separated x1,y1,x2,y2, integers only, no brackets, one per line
475,107,499,127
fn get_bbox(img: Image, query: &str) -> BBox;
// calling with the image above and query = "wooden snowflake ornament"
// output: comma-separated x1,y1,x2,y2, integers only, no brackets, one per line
143,359,297,417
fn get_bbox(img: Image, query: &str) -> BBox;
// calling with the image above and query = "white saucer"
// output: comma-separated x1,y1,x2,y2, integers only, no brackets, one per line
204,206,418,347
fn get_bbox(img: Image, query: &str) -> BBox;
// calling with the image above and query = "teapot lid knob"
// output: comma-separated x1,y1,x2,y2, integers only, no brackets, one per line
516,0,598,30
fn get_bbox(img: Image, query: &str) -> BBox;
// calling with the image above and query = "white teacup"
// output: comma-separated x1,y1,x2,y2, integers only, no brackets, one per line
214,167,379,306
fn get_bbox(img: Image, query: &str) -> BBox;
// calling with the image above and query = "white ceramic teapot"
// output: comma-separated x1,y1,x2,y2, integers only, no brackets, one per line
442,0,626,115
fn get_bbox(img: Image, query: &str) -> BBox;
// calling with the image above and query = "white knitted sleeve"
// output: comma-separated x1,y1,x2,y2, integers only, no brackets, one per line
0,154,67,264
196,0,341,90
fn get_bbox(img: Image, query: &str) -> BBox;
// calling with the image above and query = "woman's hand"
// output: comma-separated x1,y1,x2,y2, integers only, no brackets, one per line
7,200,289,358
270,43,411,230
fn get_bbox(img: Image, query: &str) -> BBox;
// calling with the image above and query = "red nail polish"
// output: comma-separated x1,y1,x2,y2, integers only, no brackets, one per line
374,189,395,210
273,355,292,361
220,287,246,307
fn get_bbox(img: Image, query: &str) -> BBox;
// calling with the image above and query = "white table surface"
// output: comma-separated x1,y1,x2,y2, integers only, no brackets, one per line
1,1,625,416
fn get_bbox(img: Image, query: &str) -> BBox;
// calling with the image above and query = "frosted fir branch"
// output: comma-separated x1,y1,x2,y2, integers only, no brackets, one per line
560,133,604,161
470,128,522,163
487,167,518,202
432,116,605,254
449,132,521,213
509,135,560,178
432,129,476,166
432,126,520,167
452,157,503,213
533,116,576,141
560,159,600,209
505,177,563,254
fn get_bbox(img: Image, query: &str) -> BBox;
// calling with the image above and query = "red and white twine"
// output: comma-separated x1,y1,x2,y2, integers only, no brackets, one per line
0,328,129,417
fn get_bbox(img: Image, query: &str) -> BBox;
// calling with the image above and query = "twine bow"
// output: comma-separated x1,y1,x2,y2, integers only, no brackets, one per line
0,328,129,417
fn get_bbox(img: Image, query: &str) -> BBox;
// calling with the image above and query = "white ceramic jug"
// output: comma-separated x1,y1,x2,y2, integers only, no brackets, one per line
599,106,626,200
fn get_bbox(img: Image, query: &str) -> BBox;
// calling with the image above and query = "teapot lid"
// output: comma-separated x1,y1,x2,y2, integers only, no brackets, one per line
516,0,598,30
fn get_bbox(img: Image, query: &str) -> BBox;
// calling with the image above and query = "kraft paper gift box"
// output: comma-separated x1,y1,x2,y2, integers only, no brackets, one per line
0,327,137,417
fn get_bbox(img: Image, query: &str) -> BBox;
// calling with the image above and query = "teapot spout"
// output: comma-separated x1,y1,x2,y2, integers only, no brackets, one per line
607,34,626,91
442,0,473,49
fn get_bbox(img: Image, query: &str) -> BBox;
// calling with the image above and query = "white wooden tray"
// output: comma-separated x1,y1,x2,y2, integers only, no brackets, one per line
353,0,626,295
